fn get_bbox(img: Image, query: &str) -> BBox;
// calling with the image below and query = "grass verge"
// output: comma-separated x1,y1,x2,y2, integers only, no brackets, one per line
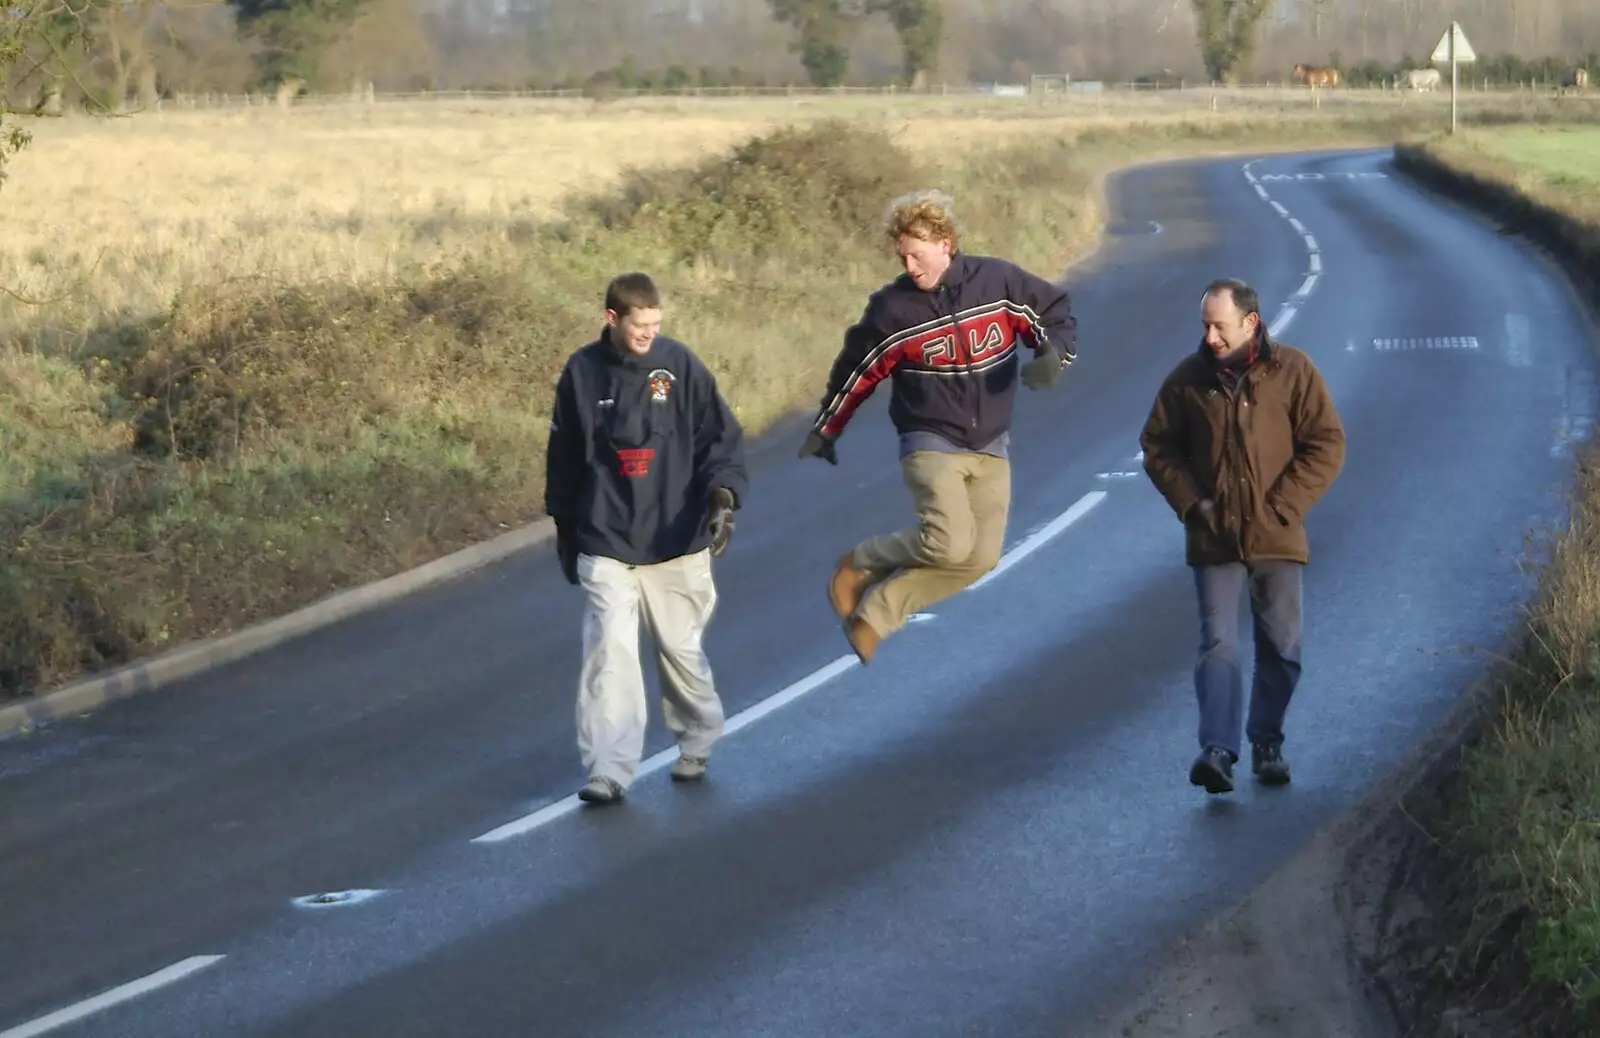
0,108,1481,703
1388,128,1600,1035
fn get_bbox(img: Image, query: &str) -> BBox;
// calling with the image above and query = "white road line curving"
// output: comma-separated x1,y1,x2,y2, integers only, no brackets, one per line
968,492,1106,590
472,656,861,844
473,491,1110,845
1,957,225,1038
1240,159,1324,339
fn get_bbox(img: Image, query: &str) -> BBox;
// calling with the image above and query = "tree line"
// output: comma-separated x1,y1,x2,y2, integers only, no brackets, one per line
3,0,1598,117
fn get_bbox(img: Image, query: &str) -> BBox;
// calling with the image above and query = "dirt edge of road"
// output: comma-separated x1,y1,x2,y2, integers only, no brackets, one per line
1084,670,1504,1038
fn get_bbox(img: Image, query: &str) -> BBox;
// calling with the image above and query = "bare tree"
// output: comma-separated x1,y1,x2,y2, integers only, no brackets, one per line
2,0,107,185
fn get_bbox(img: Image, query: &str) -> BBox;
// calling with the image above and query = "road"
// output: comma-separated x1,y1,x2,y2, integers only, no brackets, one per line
2,147,1595,1038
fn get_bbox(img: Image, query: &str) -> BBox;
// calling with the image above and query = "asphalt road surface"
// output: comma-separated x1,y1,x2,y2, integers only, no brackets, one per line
3,147,1596,1038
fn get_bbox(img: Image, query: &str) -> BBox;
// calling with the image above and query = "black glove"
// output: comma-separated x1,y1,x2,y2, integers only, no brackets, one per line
705,487,736,558
555,523,579,585
798,430,839,465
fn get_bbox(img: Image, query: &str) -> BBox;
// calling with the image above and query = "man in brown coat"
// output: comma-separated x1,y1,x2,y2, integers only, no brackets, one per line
1140,278,1346,795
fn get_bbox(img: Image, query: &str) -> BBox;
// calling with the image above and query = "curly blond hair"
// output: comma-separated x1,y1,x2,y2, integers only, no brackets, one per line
884,189,961,253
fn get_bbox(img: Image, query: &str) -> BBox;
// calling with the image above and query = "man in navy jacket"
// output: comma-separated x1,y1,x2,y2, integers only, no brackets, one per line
800,189,1076,663
546,272,747,804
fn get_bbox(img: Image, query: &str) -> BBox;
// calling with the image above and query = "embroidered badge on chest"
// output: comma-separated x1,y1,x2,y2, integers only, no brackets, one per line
648,368,676,404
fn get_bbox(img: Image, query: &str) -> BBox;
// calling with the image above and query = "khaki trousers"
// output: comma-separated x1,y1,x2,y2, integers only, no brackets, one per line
576,549,725,789
852,451,1011,637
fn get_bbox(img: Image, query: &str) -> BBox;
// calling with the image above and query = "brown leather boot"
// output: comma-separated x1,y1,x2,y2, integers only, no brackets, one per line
828,552,871,619
843,617,880,664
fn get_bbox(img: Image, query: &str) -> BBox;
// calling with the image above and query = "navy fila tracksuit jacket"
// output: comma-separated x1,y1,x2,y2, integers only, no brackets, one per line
810,253,1077,450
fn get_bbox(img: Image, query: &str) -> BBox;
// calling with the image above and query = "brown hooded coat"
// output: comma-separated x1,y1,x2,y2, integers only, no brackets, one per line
1139,333,1346,566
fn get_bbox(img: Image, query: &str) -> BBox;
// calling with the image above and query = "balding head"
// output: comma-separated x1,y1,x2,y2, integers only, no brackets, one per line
1200,278,1261,361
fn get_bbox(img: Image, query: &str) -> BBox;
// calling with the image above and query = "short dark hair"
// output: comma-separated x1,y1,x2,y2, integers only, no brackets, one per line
1204,277,1260,318
605,272,661,317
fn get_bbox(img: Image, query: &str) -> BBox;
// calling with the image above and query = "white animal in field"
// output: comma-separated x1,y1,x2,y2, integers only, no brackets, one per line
1401,68,1441,91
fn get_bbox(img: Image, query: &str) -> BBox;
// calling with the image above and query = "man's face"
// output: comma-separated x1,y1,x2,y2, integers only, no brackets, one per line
607,306,662,355
1201,291,1259,360
896,233,954,291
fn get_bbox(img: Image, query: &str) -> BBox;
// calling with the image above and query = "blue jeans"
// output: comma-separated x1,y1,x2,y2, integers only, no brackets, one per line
1193,562,1303,760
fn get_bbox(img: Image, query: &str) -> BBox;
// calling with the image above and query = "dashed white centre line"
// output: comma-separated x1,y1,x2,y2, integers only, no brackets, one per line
1,956,225,1038
1241,160,1324,338
473,489,1110,845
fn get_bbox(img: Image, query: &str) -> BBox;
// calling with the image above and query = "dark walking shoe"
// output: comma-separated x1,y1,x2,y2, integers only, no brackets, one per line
1251,742,1291,786
1189,747,1236,794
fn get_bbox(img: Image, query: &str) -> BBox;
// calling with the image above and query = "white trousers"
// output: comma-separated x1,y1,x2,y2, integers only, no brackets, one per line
576,549,726,789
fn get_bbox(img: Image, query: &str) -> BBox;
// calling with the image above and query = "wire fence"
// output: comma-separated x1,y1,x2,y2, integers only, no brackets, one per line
125,76,1588,112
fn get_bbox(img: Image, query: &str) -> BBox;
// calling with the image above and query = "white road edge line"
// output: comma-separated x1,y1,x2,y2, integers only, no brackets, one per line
1288,217,1306,233
1270,306,1298,337
970,491,1106,591
1268,199,1286,214
472,655,859,844
473,490,1109,845
1296,274,1319,298
1303,234,1319,251
1254,184,1268,200
1,956,225,1038
1309,252,1322,274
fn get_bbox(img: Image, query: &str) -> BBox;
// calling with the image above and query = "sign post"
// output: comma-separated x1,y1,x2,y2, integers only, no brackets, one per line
1430,21,1477,134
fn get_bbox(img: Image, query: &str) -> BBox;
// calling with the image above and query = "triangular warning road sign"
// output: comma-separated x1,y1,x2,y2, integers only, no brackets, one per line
1430,22,1476,63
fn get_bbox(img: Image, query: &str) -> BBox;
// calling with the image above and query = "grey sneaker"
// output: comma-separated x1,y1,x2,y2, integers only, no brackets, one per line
671,755,709,783
578,775,624,804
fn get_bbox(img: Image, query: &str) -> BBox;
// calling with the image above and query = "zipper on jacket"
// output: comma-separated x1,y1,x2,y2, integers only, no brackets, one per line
1228,374,1260,559
939,279,979,440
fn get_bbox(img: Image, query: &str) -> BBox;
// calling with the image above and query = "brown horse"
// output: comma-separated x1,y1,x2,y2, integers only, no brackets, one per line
1293,63,1340,88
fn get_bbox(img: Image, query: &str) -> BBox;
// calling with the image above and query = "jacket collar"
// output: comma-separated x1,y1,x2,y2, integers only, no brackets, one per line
909,252,971,296
1196,323,1275,373
939,253,971,290
600,326,656,369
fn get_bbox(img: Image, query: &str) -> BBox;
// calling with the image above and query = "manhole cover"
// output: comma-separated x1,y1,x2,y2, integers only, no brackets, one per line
291,888,385,910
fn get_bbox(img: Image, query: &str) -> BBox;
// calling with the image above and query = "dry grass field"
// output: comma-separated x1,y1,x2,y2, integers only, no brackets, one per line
0,87,1587,702
3,87,1582,335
